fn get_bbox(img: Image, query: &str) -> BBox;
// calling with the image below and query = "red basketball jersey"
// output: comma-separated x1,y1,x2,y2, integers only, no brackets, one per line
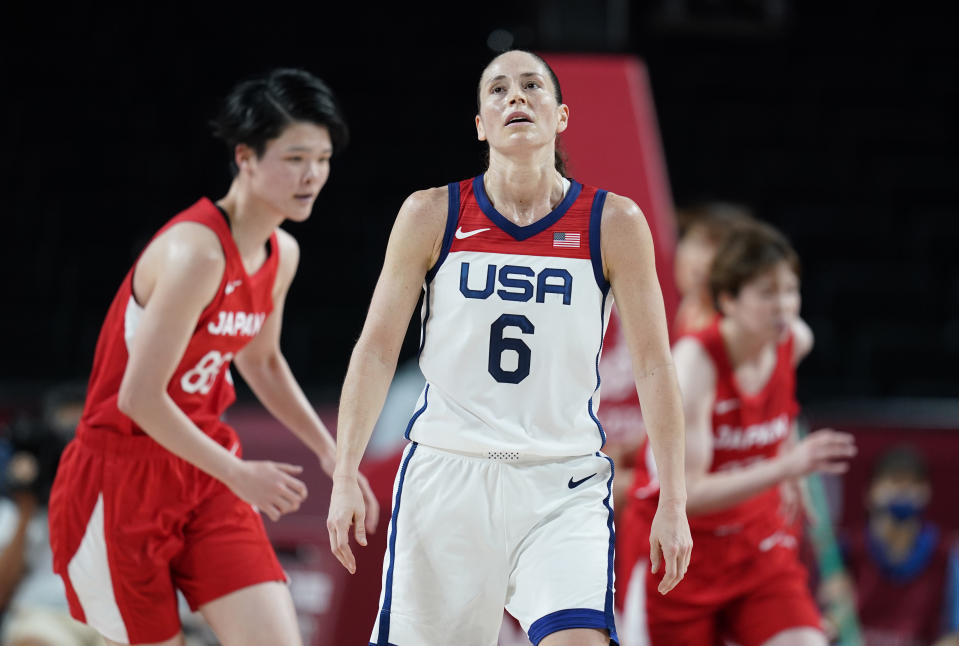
628,317,799,533
80,198,279,437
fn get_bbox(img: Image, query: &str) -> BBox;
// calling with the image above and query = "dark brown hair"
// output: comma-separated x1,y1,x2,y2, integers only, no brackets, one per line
676,201,756,242
870,445,929,483
709,221,801,311
477,50,567,176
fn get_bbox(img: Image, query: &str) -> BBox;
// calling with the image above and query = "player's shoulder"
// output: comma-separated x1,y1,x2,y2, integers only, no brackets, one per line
600,191,645,222
392,185,451,245
673,334,717,391
598,191,651,244
274,226,300,262
673,335,714,370
150,220,225,270
790,317,814,365
400,186,449,220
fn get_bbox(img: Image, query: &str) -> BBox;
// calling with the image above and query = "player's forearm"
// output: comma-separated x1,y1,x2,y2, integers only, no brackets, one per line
236,353,335,466
686,455,790,515
333,340,398,477
634,362,687,507
117,390,242,485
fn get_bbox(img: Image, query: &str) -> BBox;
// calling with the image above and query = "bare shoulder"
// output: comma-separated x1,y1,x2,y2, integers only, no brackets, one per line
600,192,648,231
143,221,224,276
275,226,300,255
672,336,713,373
599,192,654,280
135,221,225,305
389,186,450,268
672,336,716,393
161,220,223,257
397,186,449,226
269,227,302,296
274,227,300,267
791,316,815,365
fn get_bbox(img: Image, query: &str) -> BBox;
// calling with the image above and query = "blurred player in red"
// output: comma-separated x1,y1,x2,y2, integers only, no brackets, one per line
48,68,379,646
671,202,756,338
619,221,857,646
607,202,755,610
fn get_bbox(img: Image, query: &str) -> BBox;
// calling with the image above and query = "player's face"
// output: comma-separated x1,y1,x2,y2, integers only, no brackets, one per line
475,51,569,154
675,226,717,297
243,121,333,222
725,261,800,342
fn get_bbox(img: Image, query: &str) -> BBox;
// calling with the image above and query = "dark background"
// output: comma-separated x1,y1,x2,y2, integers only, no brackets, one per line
3,1,957,411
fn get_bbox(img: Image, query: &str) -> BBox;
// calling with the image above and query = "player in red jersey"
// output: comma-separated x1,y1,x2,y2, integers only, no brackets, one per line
609,201,755,610
620,221,857,646
47,68,379,646
671,202,756,338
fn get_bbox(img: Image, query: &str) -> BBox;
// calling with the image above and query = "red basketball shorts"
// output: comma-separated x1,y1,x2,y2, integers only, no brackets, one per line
48,426,286,644
622,515,822,646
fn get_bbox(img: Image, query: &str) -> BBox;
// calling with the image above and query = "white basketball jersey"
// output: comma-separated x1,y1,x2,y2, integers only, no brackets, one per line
405,175,614,458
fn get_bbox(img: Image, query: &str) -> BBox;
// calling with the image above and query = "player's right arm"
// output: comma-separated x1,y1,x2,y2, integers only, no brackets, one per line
678,337,855,515
117,223,306,521
327,188,447,574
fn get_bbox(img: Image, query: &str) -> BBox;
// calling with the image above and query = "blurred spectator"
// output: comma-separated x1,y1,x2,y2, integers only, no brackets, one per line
822,445,959,646
0,383,103,646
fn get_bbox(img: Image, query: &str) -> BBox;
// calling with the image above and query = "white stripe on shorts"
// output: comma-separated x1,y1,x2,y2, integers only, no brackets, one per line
622,560,651,646
67,493,129,643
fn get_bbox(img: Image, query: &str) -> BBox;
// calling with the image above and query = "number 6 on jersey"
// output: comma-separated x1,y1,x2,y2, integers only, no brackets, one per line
488,314,534,384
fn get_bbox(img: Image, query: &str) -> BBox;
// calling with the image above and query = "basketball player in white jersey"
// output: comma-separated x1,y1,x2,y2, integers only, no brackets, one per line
327,50,692,646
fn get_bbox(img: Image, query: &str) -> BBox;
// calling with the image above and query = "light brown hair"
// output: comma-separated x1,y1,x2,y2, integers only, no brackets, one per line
709,220,801,311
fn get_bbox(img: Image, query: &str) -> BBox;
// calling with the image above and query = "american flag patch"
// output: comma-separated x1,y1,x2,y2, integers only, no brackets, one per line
553,231,581,248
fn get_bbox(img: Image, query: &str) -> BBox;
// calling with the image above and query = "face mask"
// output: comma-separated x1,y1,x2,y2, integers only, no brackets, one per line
883,497,925,521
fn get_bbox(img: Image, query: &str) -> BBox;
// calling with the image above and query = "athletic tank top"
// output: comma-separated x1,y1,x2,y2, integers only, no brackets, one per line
79,198,280,436
406,175,614,458
630,317,799,532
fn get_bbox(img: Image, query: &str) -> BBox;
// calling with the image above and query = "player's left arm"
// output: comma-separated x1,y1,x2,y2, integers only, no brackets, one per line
602,192,692,594
234,229,379,531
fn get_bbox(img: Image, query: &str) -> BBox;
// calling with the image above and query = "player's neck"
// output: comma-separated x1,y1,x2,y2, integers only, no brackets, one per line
676,294,715,330
483,153,565,227
719,318,772,367
216,183,282,268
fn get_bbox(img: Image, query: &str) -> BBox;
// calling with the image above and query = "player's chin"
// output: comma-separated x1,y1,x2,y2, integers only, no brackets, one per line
286,198,316,221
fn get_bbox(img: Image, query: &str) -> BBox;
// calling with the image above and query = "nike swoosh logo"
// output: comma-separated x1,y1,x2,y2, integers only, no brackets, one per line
715,399,740,414
225,280,242,295
568,473,598,489
454,226,490,239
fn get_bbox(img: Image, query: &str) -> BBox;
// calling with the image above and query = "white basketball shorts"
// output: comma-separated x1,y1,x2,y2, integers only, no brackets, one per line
369,442,619,646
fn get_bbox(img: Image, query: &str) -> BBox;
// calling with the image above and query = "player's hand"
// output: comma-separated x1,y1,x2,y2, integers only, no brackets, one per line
327,474,368,574
779,478,802,526
780,477,818,528
318,453,380,536
356,471,381,535
649,500,693,595
784,429,857,478
228,460,307,522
